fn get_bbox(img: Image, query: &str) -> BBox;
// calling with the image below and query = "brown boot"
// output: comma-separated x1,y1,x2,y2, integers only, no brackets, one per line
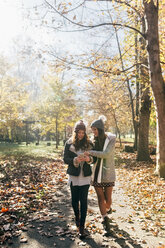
102,216,111,232
107,207,112,214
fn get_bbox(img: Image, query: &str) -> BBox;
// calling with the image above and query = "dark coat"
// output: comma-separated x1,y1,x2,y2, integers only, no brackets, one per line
63,140,92,177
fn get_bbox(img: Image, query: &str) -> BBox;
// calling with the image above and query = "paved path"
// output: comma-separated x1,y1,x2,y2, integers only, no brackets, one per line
2,171,165,248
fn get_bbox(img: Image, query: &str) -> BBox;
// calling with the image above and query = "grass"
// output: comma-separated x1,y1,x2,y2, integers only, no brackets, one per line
121,137,134,143
0,141,64,160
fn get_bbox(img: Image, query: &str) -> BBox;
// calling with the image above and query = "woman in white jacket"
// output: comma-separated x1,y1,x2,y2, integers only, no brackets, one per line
85,117,116,232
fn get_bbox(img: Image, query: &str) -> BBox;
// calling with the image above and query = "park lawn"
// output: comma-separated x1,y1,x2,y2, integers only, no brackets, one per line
0,142,63,160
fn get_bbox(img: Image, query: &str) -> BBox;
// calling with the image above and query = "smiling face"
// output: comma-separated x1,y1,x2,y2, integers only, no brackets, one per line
91,127,99,137
77,130,85,140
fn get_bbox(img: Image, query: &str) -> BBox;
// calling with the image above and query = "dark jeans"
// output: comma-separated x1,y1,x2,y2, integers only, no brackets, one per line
70,183,90,227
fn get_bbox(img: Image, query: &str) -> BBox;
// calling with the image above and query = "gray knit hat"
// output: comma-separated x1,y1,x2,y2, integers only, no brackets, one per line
91,115,106,130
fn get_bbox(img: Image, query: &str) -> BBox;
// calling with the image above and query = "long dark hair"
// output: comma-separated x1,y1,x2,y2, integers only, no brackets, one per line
72,132,91,151
93,128,106,151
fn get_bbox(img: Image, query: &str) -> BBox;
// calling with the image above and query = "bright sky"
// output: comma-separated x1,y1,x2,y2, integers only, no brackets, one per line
0,0,117,55
0,0,122,89
0,0,120,86
0,0,56,57
0,0,23,52
0,0,78,55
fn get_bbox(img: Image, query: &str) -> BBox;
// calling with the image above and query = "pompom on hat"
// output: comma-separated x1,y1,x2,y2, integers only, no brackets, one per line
91,115,107,131
74,120,86,132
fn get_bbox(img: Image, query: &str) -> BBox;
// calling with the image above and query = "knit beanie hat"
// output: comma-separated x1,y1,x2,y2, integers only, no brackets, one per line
91,115,106,131
74,120,86,132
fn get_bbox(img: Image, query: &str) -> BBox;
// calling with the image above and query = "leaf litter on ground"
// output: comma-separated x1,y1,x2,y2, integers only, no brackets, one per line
0,157,65,244
0,147,165,246
115,149,165,239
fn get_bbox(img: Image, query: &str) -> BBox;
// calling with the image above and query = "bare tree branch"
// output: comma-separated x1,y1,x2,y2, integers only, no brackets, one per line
44,0,146,38
48,50,147,74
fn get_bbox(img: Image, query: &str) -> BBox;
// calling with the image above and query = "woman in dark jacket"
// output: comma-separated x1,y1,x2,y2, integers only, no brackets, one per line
63,120,93,238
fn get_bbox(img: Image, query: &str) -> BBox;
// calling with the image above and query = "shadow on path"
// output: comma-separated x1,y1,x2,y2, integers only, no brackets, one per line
105,223,143,248
9,184,104,248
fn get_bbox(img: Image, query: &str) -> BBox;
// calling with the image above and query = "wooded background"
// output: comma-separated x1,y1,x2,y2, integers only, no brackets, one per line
0,0,164,178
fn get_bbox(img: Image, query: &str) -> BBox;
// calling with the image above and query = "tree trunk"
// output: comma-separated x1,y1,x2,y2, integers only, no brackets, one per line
113,110,122,147
134,12,140,150
137,87,151,161
137,16,151,161
143,0,165,178
55,115,58,149
25,123,28,146
37,129,40,144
